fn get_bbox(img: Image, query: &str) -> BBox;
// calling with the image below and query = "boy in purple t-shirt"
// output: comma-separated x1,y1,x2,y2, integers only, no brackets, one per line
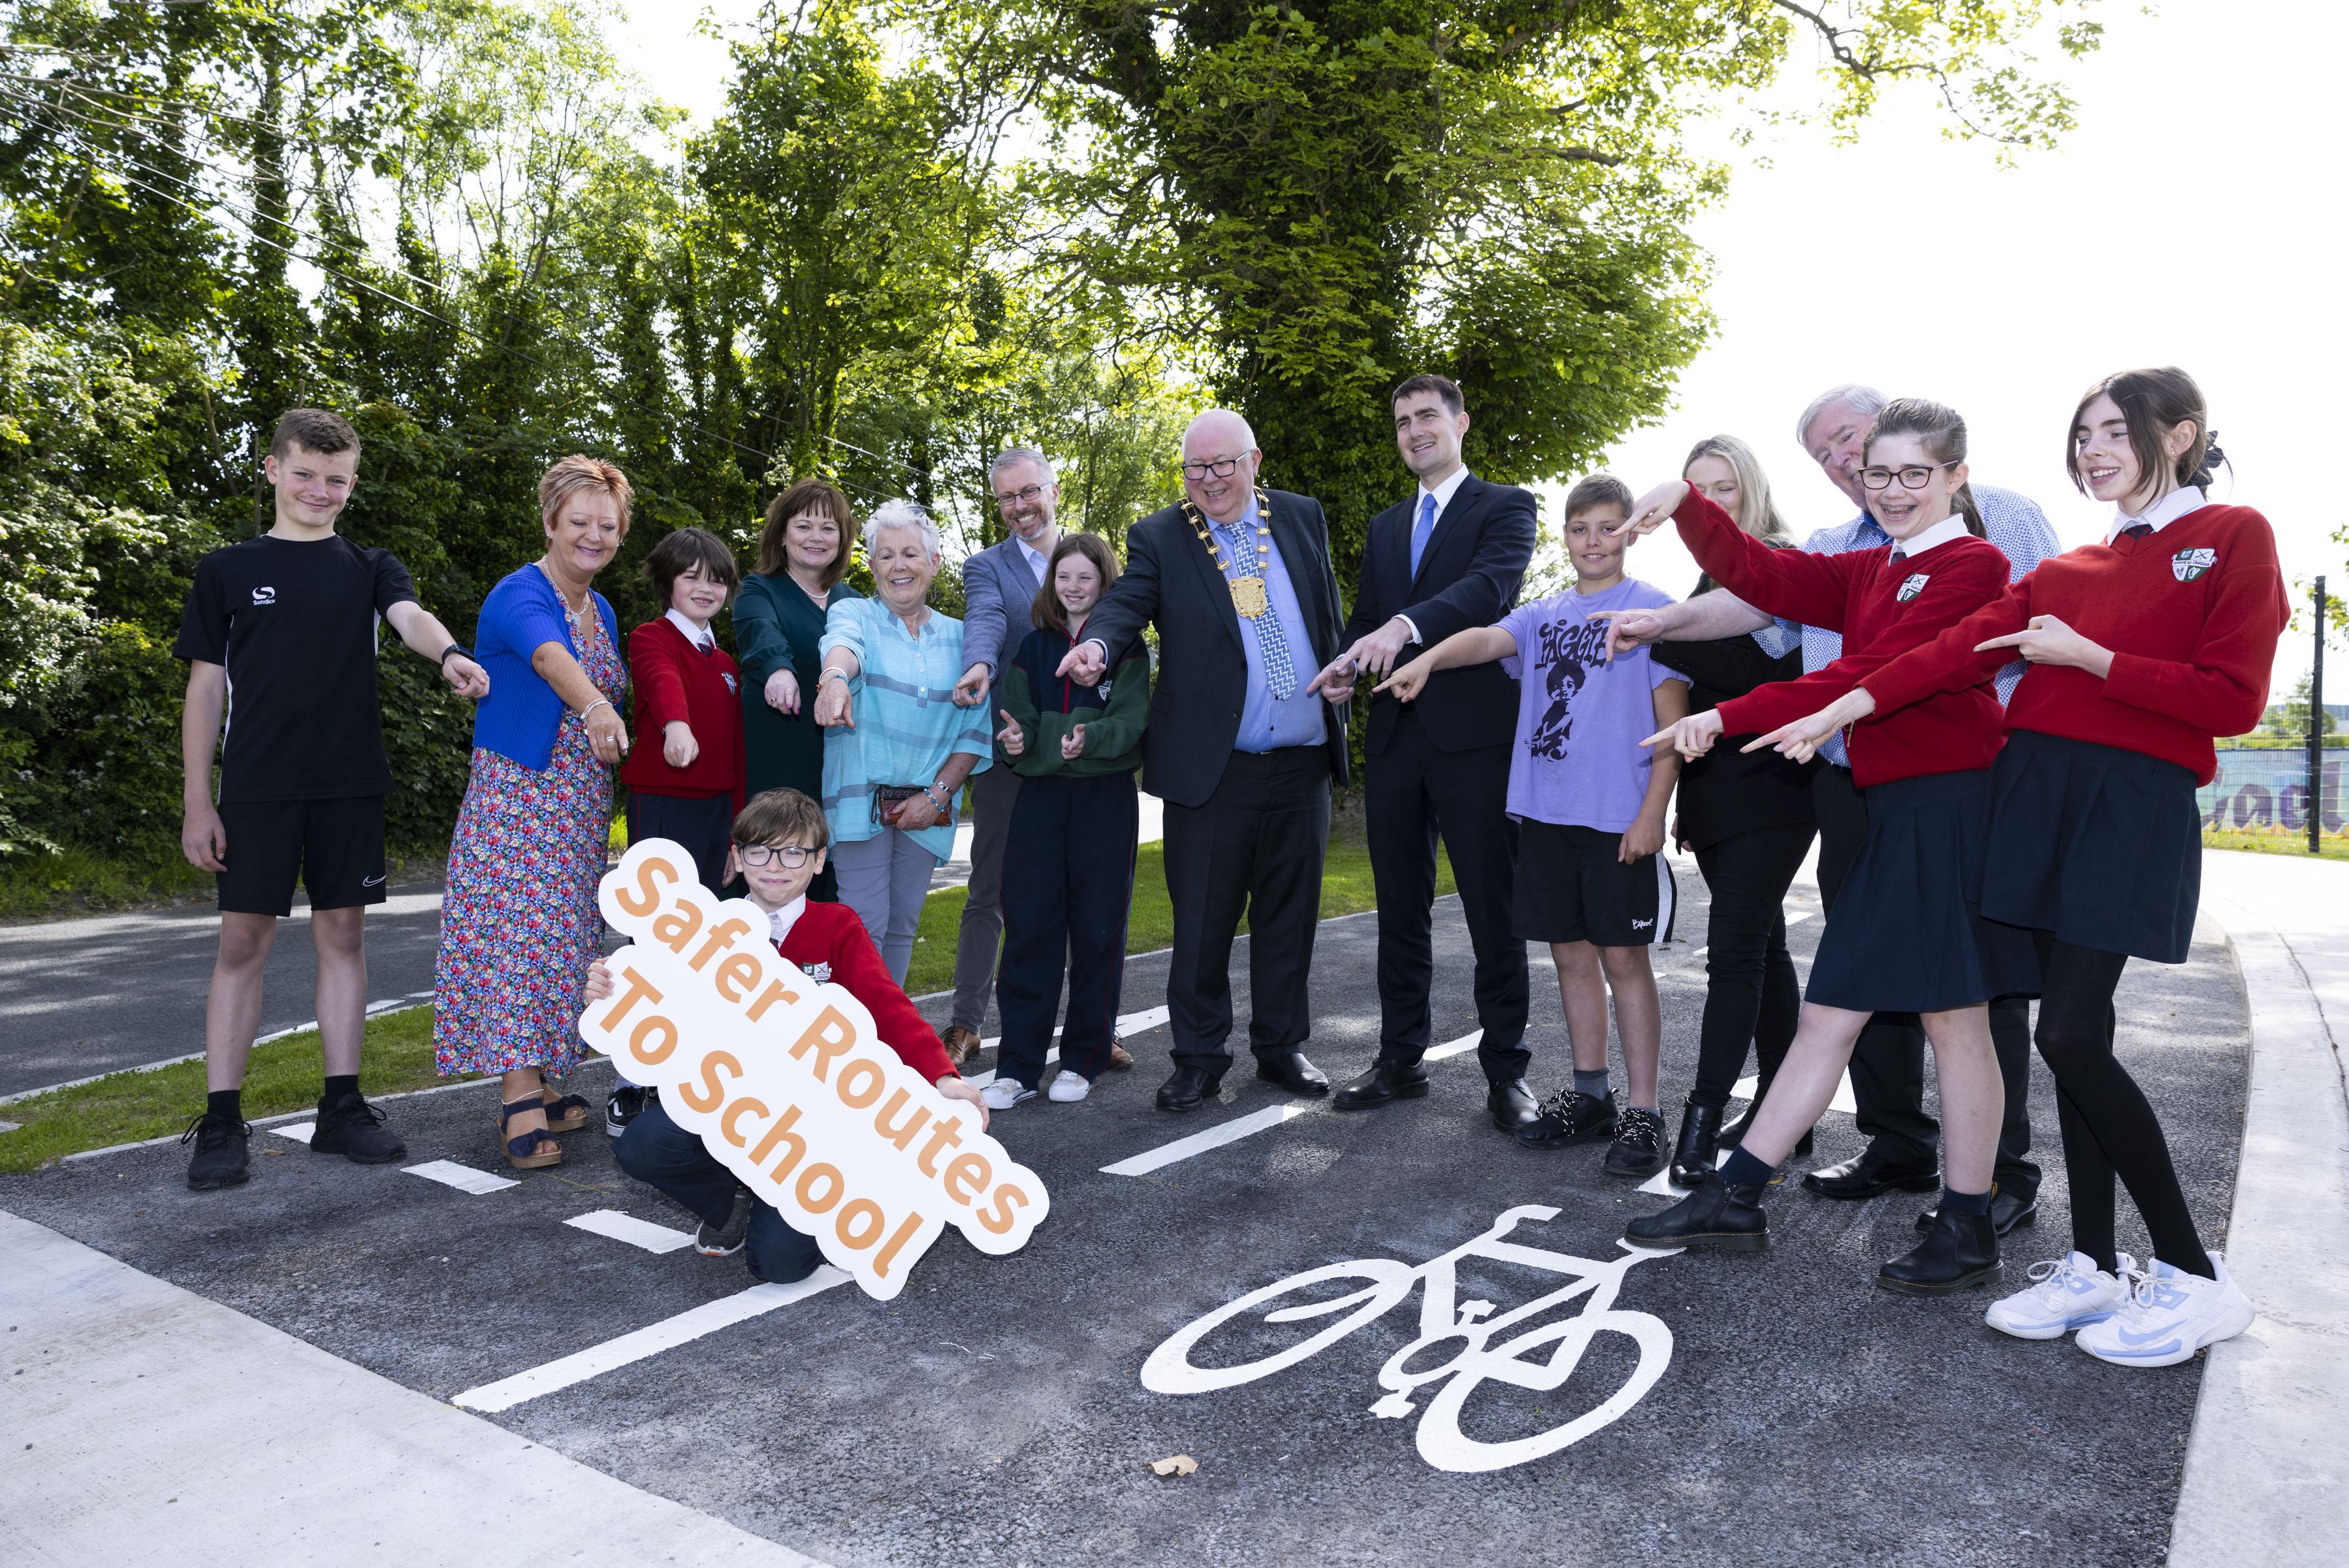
1381,474,1689,1177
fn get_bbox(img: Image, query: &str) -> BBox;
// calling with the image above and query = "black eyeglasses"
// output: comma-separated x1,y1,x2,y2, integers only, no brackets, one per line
1859,462,1958,492
993,484,1047,509
739,844,815,868
1181,456,1243,482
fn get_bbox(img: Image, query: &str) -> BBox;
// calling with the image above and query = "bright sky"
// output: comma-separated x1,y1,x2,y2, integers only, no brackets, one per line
611,0,2346,699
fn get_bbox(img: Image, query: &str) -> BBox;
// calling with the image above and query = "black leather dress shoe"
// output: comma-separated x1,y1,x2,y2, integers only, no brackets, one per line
1333,1060,1430,1110
1668,1100,1723,1189
1155,1064,1225,1113
1254,1051,1330,1096
1486,1078,1537,1131
1623,1170,1770,1252
1801,1149,1940,1201
1514,1089,1615,1149
1719,1098,1813,1158
1915,1190,2039,1236
1878,1207,2002,1294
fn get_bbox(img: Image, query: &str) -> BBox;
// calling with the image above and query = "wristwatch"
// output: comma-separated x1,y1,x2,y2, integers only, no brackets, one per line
438,642,474,666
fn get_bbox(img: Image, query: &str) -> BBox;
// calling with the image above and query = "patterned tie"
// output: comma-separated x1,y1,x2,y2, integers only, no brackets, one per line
1222,519,1298,701
1409,491,1438,580
2121,522,2154,540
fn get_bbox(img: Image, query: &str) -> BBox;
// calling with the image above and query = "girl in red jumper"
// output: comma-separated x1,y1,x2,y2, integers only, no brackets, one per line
1616,398,2035,1293
1802,368,2282,1364
620,528,747,898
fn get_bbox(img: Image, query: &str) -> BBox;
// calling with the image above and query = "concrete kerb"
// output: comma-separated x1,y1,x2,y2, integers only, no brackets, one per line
2168,892,2349,1568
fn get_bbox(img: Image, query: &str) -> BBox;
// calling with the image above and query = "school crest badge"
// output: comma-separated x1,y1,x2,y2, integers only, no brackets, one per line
803,961,831,984
721,671,739,695
2171,547,2216,583
1896,572,1929,603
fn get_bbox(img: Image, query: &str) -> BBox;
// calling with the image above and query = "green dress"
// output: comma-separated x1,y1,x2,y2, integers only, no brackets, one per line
735,570,863,901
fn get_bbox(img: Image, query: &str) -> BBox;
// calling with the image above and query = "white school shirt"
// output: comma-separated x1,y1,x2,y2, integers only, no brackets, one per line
765,895,807,946
1887,517,1973,560
2103,485,2208,545
664,607,716,652
1396,464,1473,645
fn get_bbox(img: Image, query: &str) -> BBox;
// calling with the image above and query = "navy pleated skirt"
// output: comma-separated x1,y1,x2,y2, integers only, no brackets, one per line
1806,767,2041,1014
1977,728,2201,963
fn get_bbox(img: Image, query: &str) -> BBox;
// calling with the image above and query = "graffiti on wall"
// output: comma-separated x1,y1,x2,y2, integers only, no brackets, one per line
2199,750,2345,832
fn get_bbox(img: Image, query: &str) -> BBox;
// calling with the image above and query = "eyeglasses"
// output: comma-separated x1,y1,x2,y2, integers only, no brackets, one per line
738,844,815,868
1181,456,1244,482
1859,462,1958,492
993,484,1047,510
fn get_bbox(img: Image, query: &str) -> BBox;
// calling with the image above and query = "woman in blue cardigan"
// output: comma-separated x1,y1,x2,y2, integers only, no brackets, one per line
432,456,634,1171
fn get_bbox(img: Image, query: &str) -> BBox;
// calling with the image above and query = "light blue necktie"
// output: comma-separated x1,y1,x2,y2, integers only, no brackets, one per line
1409,492,1438,580
1221,519,1298,701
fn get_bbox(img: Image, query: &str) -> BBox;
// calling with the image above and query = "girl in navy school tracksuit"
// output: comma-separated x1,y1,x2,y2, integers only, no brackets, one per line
1620,398,2036,1296
982,532,1151,1110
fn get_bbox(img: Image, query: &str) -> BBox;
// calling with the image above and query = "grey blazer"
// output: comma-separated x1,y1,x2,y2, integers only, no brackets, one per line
959,534,1049,680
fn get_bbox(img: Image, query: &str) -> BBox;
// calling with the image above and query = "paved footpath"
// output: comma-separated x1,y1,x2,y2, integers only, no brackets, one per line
0,850,2339,1567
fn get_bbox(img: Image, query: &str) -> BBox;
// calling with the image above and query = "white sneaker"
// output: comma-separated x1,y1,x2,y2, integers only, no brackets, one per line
1985,1251,2135,1340
979,1078,1035,1112
1047,1071,1091,1103
2075,1252,2254,1368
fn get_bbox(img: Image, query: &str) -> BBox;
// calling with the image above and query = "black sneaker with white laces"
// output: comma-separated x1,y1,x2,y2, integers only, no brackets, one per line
1514,1089,1618,1149
606,1084,654,1138
1603,1108,1667,1178
695,1185,755,1257
310,1090,407,1164
182,1111,251,1191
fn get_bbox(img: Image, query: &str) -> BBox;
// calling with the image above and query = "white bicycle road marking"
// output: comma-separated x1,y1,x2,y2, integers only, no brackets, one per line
1141,1206,1680,1473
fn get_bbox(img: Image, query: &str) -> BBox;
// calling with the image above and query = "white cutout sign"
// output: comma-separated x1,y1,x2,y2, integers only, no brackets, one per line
1141,1206,1676,1473
581,840,1049,1300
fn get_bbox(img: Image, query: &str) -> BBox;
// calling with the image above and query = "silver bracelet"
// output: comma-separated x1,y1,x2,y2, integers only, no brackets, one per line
579,698,613,724
820,667,852,686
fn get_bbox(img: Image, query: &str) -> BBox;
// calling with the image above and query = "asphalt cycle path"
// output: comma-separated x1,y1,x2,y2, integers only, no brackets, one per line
0,854,2250,1568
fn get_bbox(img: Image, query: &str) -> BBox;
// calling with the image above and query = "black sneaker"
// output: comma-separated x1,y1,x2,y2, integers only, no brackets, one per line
1514,1089,1617,1149
182,1111,251,1191
310,1090,408,1164
695,1185,754,1257
1603,1108,1667,1178
605,1084,653,1138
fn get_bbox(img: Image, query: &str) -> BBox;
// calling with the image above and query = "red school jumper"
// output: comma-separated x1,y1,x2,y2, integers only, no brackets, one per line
1860,504,2290,784
1673,490,2013,788
619,615,746,812
776,900,958,1084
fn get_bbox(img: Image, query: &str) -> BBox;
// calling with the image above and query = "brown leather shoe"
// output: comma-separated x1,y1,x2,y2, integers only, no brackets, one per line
941,1025,983,1068
1108,1034,1134,1070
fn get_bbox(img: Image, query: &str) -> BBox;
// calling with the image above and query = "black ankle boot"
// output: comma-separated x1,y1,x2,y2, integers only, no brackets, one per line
1876,1207,2001,1294
1623,1170,1769,1252
1669,1100,1723,1188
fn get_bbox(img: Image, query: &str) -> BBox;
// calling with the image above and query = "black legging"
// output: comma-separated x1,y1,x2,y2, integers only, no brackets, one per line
1689,822,1815,1111
2032,933,2214,1279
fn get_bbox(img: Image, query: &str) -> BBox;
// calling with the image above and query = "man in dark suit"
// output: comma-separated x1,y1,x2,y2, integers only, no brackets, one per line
1061,409,1350,1112
1306,374,1538,1131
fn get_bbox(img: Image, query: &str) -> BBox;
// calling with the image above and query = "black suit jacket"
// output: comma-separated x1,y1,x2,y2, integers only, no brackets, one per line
1343,473,1537,754
1081,488,1351,808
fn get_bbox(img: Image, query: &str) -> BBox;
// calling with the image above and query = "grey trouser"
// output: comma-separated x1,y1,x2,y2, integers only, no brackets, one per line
950,763,1021,1030
832,828,938,986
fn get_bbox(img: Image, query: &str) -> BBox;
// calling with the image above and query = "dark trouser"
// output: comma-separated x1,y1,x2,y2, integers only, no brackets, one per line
1689,822,1815,1110
614,1100,820,1283
950,763,1022,1033
2030,934,2211,1277
1365,714,1529,1081
1814,766,2038,1191
1162,746,1330,1069
630,792,737,900
995,772,1140,1088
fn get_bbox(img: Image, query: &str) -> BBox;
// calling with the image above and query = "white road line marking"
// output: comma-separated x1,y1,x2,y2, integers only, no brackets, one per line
976,1003,1173,1056
565,1209,695,1253
1731,1071,1855,1115
1784,911,1814,926
403,1159,519,1195
965,1048,1056,1091
451,1270,853,1413
1426,1030,1482,1062
0,1120,20,1135
1103,1103,1318,1177
272,1123,316,1144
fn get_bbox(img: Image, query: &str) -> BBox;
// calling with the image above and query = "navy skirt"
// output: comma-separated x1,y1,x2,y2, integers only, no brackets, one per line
1806,768,2041,1014
1978,729,2201,963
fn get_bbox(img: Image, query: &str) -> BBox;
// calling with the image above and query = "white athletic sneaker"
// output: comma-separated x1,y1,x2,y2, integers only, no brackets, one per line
979,1078,1036,1111
1984,1251,2136,1340
1047,1072,1091,1103
2075,1252,2255,1368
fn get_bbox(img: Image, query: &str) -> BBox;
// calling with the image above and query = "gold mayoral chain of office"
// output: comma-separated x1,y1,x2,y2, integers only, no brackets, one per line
1183,487,1275,619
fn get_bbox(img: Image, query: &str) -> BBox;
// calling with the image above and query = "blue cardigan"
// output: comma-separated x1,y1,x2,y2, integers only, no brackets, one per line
471,563,622,771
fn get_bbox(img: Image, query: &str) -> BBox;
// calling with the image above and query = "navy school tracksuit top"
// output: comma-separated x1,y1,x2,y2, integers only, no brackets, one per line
995,625,1149,778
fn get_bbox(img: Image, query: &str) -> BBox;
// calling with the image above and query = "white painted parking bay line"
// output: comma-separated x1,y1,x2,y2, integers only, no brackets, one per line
567,1208,695,1254
1104,1103,1318,1177
452,1269,854,1413
272,1122,316,1144
404,1159,519,1195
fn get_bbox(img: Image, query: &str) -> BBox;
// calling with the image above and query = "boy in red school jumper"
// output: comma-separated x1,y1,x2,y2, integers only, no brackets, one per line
586,789,989,1281
620,528,748,898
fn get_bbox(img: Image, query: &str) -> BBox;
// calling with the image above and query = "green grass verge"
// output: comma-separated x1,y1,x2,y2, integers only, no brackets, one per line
0,827,1434,1171
2203,828,2349,861
0,846,214,920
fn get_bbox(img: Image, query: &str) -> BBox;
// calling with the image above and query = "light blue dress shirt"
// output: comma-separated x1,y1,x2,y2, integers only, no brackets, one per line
1214,494,1325,752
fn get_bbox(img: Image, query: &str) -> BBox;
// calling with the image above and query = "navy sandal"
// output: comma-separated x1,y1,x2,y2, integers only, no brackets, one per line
499,1095,562,1170
537,1089,592,1133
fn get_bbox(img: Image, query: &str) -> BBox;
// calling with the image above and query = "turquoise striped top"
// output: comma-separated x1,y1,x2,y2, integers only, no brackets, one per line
818,596,993,860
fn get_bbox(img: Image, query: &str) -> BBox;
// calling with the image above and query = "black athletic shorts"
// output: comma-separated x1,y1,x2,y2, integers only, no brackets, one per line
1510,820,1677,947
216,795,389,917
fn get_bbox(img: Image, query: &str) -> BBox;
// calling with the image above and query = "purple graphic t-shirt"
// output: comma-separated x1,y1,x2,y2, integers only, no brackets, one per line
1497,577,1682,833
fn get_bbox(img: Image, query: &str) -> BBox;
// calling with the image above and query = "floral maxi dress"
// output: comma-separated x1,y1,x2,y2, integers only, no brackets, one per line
432,620,624,1079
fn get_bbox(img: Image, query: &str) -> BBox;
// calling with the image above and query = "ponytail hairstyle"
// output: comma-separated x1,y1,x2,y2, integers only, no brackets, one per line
2064,366,2226,504
1865,397,1984,539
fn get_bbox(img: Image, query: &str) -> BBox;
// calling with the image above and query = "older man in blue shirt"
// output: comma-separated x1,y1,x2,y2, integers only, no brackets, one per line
1065,409,1353,1112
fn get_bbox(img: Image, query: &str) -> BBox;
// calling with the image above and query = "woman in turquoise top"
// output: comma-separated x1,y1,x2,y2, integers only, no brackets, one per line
733,477,863,903
812,499,993,983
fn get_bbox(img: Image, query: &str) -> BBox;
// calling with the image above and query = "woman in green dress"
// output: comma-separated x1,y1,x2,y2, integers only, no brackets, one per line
734,477,862,901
